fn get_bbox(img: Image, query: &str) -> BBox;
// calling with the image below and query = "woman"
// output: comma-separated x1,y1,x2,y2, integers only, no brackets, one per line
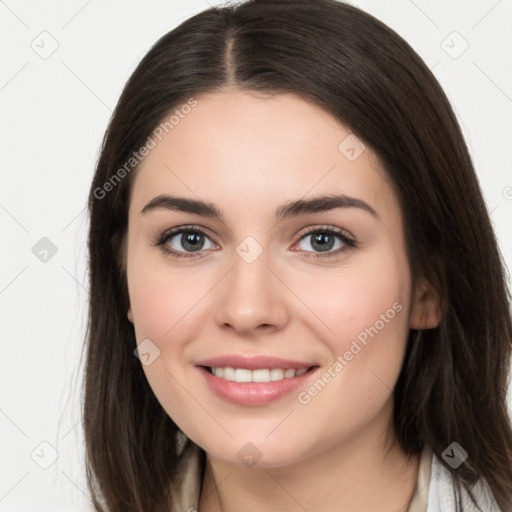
83,0,512,510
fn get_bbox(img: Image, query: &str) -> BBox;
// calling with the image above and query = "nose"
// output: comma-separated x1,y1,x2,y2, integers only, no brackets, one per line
214,247,289,336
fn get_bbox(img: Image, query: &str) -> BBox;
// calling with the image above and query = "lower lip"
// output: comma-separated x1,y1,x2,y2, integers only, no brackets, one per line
197,366,318,406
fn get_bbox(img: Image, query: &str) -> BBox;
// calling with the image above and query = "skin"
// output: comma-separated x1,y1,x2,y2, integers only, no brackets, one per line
125,89,441,511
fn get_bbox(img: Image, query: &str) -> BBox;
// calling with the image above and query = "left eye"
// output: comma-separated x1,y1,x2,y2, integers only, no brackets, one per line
294,229,355,255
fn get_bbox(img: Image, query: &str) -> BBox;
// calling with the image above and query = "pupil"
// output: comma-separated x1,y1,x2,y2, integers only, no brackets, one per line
182,232,204,251
312,233,334,252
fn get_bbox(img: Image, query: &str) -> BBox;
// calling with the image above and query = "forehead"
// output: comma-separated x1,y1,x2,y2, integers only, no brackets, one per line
129,90,398,223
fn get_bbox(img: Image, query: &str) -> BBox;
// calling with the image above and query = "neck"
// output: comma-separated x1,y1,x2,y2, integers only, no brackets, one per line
198,405,420,512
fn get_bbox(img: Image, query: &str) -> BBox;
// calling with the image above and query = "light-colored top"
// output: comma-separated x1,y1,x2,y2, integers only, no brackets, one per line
408,444,432,512
170,439,502,512
423,448,502,512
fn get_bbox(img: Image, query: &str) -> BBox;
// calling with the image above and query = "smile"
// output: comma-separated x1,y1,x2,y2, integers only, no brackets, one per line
197,358,319,406
208,366,310,382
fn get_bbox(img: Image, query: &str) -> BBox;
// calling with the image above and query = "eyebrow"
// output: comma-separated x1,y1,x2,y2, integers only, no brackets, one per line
140,193,379,220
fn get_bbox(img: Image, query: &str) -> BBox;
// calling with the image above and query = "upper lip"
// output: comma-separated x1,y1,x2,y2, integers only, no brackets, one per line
196,355,316,370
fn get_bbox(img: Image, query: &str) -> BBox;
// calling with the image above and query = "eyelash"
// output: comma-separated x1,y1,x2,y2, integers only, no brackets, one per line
152,224,357,260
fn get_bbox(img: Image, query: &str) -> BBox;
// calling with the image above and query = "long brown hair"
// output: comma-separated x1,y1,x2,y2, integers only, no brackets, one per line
83,0,512,510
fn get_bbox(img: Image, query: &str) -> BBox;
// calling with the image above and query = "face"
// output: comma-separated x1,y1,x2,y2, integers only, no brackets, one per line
125,90,438,468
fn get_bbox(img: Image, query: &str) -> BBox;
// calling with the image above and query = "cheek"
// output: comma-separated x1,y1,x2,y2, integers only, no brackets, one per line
291,252,411,436
297,254,411,356
125,252,206,427
292,251,412,414
126,243,208,341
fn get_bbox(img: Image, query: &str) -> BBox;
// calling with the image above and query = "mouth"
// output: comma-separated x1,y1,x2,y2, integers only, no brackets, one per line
196,363,320,406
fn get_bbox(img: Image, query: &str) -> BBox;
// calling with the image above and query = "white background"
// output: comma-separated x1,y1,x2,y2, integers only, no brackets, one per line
1,0,511,510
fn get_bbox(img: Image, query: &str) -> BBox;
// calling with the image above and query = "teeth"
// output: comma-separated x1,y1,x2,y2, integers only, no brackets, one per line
209,366,310,383
235,369,252,382
253,369,270,382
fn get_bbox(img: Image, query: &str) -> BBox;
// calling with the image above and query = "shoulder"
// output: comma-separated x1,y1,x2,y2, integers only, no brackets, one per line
426,451,503,512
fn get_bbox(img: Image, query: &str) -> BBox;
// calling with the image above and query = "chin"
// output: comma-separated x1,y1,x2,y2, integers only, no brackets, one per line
192,433,319,469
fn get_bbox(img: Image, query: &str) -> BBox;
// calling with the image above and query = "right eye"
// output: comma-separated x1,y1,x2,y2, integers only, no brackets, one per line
155,226,218,259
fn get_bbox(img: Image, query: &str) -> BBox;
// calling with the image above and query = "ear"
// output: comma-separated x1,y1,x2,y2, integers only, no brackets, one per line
127,305,134,324
410,276,442,330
